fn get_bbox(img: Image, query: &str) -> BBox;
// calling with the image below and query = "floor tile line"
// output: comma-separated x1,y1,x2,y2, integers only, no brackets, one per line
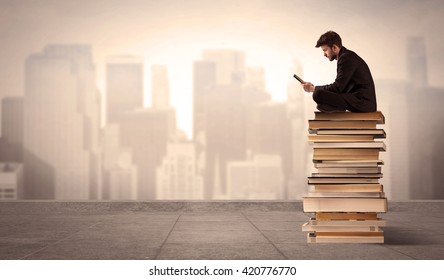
19,220,105,260
153,214,182,260
379,245,417,260
241,212,288,260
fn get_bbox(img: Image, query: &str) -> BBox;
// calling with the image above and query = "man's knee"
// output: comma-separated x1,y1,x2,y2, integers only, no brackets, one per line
312,88,326,103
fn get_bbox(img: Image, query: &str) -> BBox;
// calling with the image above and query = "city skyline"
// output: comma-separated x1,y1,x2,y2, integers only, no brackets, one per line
1,38,444,200
1,0,444,138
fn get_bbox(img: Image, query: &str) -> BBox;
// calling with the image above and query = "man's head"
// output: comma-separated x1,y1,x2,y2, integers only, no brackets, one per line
315,31,342,61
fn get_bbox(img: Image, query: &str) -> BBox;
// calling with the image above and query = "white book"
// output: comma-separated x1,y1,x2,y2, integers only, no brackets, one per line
313,141,386,151
306,191,385,198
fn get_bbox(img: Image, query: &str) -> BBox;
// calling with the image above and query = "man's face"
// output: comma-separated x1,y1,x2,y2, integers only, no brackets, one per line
321,45,337,61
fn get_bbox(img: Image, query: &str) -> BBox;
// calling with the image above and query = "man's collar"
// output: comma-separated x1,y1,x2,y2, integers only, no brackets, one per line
338,46,346,59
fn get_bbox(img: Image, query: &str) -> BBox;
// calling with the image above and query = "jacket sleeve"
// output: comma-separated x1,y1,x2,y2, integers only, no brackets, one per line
317,52,357,93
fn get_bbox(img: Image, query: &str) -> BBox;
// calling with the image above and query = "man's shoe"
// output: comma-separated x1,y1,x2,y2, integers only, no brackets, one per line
316,104,346,113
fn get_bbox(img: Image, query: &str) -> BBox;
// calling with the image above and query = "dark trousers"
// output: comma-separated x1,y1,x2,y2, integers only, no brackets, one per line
313,88,374,113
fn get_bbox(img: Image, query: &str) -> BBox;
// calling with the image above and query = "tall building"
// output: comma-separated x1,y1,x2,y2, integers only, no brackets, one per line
202,50,246,85
375,79,410,200
1,96,23,162
106,55,144,124
151,64,170,109
0,163,23,200
192,60,216,140
119,108,175,199
156,141,204,200
374,37,444,200
407,37,428,88
227,154,284,199
287,59,310,199
245,101,292,198
24,44,101,199
2,96,23,144
101,124,138,200
204,85,270,199
246,67,266,91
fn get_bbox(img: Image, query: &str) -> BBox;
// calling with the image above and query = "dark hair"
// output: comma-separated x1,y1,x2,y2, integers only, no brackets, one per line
315,31,342,48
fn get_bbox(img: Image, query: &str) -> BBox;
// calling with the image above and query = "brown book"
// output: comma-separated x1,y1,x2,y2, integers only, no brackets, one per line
307,217,386,226
308,135,375,142
303,197,388,213
308,177,380,184
314,129,386,138
314,111,385,124
315,167,381,174
313,148,380,160
309,120,378,130
302,222,382,232
307,232,384,243
306,191,385,198
311,173,382,178
311,184,383,193
314,160,383,168
315,212,378,220
314,148,380,156
316,231,383,237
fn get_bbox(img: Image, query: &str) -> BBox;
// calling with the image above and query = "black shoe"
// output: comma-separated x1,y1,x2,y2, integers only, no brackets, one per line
316,104,346,113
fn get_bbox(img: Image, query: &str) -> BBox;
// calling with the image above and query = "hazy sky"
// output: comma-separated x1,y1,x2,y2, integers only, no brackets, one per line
1,0,443,136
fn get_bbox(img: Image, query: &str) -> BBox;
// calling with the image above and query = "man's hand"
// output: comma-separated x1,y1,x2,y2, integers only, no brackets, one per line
302,82,315,92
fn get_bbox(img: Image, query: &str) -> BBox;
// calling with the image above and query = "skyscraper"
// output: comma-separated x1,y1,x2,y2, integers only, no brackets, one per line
192,60,216,140
1,96,23,162
204,85,270,199
227,154,284,199
106,55,144,124
151,64,170,109
101,123,138,200
202,50,246,85
407,37,428,88
246,67,266,92
24,44,101,199
156,141,204,200
0,163,23,200
287,59,310,199
2,96,23,144
119,108,174,199
245,101,292,198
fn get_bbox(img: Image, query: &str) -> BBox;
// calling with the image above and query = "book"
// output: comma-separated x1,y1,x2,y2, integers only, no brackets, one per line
307,218,387,226
309,120,378,130
315,167,382,174
313,148,380,161
308,177,380,184
308,134,375,142
313,141,386,151
310,184,383,193
302,222,381,232
310,173,383,178
314,160,384,168
303,197,388,212
315,212,378,220
304,110,388,244
316,231,384,237
313,129,386,138
307,232,384,243
314,111,385,124
306,191,385,198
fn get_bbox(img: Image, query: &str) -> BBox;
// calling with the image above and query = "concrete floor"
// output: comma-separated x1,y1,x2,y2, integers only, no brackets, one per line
0,201,443,260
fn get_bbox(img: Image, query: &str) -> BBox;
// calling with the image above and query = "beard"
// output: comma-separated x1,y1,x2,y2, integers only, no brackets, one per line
329,53,337,61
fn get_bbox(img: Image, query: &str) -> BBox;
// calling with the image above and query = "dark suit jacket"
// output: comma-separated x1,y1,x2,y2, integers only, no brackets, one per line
316,47,377,112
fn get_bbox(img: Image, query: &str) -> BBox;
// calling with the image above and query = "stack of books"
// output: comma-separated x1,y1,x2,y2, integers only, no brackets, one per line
302,111,387,243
